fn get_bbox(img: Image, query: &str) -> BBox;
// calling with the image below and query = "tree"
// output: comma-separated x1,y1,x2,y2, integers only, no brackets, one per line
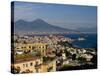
77,57,86,64
65,50,71,57
72,54,76,60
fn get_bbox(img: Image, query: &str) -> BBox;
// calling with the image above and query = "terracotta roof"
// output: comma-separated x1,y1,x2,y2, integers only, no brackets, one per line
14,56,40,64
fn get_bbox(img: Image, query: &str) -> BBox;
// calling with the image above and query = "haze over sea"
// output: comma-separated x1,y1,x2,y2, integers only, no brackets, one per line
63,33,97,48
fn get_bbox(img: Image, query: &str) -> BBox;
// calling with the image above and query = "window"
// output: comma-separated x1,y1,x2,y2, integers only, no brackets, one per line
39,46,41,49
36,69,39,73
34,61,41,73
23,63,28,67
23,64,25,67
29,46,31,49
30,62,33,66
43,50,45,53
36,61,38,65
32,47,34,49
26,64,28,67
42,46,44,49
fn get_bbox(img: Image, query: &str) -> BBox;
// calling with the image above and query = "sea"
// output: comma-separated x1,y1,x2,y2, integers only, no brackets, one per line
63,33,97,48
27,33,97,48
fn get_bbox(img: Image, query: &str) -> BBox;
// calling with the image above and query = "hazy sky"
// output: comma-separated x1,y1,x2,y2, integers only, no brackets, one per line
14,1,97,30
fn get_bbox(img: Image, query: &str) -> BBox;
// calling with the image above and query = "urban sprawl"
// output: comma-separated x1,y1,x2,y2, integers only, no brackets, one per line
11,34,97,73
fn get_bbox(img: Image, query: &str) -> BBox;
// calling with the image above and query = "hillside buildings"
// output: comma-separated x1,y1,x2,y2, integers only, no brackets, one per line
11,34,96,73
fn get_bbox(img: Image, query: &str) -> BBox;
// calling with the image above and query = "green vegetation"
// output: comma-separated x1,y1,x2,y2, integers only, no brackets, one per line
77,57,86,64
14,53,33,60
57,41,73,47
43,56,55,62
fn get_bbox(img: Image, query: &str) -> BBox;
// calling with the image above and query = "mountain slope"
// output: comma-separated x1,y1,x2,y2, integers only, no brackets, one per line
14,19,72,34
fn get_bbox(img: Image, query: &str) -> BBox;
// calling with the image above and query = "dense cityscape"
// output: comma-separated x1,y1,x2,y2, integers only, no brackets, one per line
11,33,97,73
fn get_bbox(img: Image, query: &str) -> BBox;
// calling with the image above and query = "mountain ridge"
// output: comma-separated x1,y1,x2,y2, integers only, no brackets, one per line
14,19,73,34
14,19,96,34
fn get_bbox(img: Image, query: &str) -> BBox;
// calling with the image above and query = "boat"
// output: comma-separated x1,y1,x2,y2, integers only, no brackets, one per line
78,38,85,41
